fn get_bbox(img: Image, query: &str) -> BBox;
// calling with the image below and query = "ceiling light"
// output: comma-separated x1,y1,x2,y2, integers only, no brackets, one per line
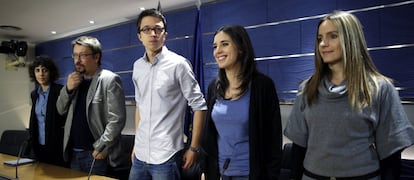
139,7,145,11
89,20,95,24
51,31,57,34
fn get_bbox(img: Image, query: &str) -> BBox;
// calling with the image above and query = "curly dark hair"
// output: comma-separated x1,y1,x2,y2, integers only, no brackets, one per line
28,55,60,83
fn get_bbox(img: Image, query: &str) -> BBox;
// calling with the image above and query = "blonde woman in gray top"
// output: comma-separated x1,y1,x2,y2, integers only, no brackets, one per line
284,11,414,180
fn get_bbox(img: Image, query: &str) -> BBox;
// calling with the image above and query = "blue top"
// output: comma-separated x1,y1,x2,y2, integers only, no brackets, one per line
35,86,49,145
212,88,251,176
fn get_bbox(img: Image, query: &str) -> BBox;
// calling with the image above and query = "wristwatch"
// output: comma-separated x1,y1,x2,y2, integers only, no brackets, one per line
189,146,200,153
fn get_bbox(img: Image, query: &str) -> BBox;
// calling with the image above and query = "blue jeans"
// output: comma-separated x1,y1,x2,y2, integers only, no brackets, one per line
221,175,249,180
70,150,107,176
128,152,182,180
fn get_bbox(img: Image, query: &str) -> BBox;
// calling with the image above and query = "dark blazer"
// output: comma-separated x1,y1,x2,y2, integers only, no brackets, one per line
29,82,66,166
202,72,283,180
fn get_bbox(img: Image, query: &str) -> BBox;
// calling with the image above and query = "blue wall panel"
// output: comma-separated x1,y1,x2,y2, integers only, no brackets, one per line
55,57,75,80
268,57,314,100
380,4,414,45
336,0,407,10
354,11,381,47
371,47,414,88
98,23,131,50
256,61,269,75
203,64,218,93
36,43,52,57
300,20,318,54
164,8,197,38
102,47,143,72
119,73,134,100
201,34,215,64
202,0,268,33
128,23,139,46
165,38,192,60
35,0,414,101
268,0,334,22
248,23,301,57
37,38,72,59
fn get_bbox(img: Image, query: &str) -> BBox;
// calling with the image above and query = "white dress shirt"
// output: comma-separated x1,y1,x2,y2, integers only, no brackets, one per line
132,46,207,164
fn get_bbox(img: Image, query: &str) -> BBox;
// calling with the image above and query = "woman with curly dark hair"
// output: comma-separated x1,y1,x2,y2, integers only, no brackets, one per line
28,56,67,167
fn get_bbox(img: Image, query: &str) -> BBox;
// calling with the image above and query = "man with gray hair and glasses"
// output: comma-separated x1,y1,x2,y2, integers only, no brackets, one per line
56,36,126,176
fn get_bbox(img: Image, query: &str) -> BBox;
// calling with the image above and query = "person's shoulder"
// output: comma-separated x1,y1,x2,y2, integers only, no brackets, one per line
298,78,309,91
99,69,119,79
254,72,272,80
374,76,395,93
376,76,393,86
161,47,186,62
30,88,37,96
134,56,146,62
253,72,274,85
51,83,64,91
133,56,146,66
166,50,187,63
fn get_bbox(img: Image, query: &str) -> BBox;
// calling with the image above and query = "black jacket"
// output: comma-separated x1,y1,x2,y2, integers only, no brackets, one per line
29,82,66,166
202,72,282,180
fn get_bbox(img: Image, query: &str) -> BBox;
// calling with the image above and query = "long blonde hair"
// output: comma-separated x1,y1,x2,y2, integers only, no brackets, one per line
305,11,391,111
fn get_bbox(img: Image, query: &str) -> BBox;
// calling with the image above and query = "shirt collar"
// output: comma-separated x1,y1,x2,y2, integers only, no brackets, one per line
37,85,50,94
323,76,347,94
143,46,168,65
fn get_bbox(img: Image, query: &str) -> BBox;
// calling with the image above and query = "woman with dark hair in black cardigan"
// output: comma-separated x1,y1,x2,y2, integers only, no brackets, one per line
28,56,67,167
202,25,282,180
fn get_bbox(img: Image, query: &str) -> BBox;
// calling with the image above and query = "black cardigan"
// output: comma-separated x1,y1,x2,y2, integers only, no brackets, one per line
202,72,282,180
29,82,67,166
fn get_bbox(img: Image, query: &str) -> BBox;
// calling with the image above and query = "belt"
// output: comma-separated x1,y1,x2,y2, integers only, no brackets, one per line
303,169,380,180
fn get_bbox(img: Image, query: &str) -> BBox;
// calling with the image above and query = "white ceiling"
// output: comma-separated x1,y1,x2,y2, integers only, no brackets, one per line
0,0,207,44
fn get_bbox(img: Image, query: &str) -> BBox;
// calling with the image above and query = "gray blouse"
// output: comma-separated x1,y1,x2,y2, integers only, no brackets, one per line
284,76,414,177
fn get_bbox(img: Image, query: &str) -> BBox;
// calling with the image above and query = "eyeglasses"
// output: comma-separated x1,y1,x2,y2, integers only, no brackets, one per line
72,53,94,60
139,27,165,34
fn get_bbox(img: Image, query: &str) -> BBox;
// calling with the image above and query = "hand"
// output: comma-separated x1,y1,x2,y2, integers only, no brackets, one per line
182,149,197,169
66,72,83,91
92,150,105,160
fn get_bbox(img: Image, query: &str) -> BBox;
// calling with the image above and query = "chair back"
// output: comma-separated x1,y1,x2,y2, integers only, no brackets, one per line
0,130,30,157
279,143,293,180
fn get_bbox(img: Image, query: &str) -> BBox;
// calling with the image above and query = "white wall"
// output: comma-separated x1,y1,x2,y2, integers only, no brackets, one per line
0,42,34,136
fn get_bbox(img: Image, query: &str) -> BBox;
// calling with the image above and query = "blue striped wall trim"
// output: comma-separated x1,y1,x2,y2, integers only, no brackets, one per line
347,0,414,14
54,0,412,71
204,43,414,65
246,1,414,29
56,0,414,103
